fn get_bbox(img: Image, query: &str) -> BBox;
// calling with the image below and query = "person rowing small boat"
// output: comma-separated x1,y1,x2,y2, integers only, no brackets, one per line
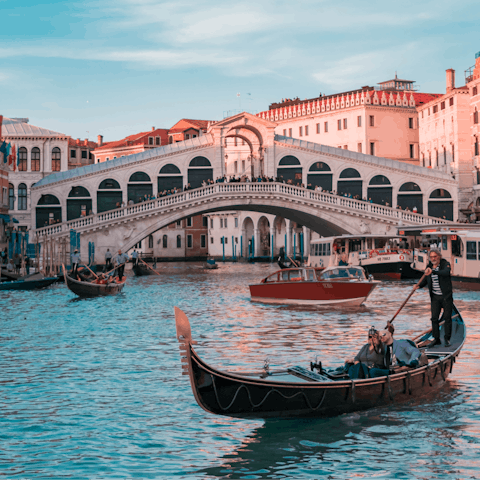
64,264,126,297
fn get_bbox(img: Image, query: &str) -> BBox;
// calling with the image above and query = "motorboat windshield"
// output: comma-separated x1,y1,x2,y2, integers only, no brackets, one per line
319,266,367,281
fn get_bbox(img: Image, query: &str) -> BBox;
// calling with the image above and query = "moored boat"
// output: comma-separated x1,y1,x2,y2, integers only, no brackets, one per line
249,265,378,306
65,274,126,297
174,305,466,419
0,273,57,291
132,263,159,276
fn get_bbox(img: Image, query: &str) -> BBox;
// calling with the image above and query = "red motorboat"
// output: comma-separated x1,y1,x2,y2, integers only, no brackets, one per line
249,266,379,306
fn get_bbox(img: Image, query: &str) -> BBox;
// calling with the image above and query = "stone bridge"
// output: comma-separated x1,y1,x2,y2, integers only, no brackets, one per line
34,182,446,259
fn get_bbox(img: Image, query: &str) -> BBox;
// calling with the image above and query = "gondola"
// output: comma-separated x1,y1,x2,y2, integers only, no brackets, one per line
132,263,158,276
65,274,126,297
277,256,302,270
0,274,57,291
174,306,466,419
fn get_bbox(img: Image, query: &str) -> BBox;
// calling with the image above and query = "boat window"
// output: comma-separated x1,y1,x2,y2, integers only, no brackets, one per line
451,237,462,257
466,241,477,260
320,267,365,280
281,271,290,281
442,236,448,251
305,269,316,281
367,238,372,249
289,270,302,281
265,273,279,282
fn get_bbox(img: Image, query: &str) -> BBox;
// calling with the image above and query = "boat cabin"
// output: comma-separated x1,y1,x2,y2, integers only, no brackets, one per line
262,266,367,283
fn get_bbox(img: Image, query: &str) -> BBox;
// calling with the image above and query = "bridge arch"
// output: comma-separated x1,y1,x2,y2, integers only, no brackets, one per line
428,188,453,220
338,168,362,198
36,194,61,228
128,171,152,203
277,155,302,184
367,174,392,206
397,181,423,213
188,156,213,188
307,160,332,191
67,186,92,220
158,163,183,193
97,179,123,213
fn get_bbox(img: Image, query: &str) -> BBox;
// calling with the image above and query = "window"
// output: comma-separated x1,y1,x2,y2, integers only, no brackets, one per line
234,161,238,173
466,241,477,260
299,126,303,137
155,137,161,146
474,109,479,124
409,117,414,129
31,147,40,171
202,217,208,227
444,147,447,164
283,129,286,136
475,137,479,156
148,137,153,145
106,157,109,161
220,218,223,228
18,183,27,210
441,101,445,110
305,125,309,136
343,118,347,129
52,147,61,171
18,147,27,171
148,235,153,248
343,145,347,149
201,234,206,248
81,150,87,159
357,143,362,153
433,105,438,114
210,218,213,228
224,218,227,228
70,149,76,158
289,128,292,136
452,144,455,162
187,235,193,248
163,235,168,248
224,237,228,244
337,119,342,130
186,217,192,227
370,143,375,156
369,116,374,127
449,98,454,106
177,235,181,248
176,220,182,227
185,134,190,140
473,86,478,96
316,123,320,134
234,217,238,228
410,144,414,159
324,122,328,133
9,183,15,210
357,116,362,127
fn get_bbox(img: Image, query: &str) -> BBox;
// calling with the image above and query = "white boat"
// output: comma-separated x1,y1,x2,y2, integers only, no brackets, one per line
308,234,419,280
397,224,480,290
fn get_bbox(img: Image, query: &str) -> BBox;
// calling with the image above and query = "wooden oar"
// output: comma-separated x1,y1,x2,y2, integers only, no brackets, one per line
104,262,127,277
288,255,299,267
83,264,99,279
387,273,426,327
62,264,68,287
139,257,161,276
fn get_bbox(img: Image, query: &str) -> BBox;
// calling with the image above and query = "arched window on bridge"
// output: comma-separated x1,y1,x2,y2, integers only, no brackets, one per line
128,172,152,203
36,194,61,228
307,161,332,191
188,157,212,189
67,186,92,221
163,235,168,249
337,168,362,198
18,183,27,210
277,156,302,185
428,188,453,220
98,179,123,213
397,182,423,213
367,175,392,206
158,163,183,193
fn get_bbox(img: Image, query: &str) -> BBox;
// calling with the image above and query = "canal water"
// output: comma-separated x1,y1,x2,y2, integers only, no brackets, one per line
1,263,479,479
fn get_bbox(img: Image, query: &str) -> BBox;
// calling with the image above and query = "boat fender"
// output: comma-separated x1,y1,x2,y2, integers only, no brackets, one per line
399,255,405,261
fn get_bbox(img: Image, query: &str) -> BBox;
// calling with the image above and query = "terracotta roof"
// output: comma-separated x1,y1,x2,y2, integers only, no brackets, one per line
168,118,211,134
94,128,169,152
68,138,98,148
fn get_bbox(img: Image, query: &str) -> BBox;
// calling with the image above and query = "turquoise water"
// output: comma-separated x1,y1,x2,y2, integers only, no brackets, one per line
1,263,479,479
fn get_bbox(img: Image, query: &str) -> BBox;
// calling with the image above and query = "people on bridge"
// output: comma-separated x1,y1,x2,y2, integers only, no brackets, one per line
71,249,80,276
114,250,129,280
413,248,453,348
105,248,113,271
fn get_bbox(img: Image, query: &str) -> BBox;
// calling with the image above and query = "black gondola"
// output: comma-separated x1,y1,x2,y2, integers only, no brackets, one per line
65,274,126,297
174,306,465,419
132,263,158,276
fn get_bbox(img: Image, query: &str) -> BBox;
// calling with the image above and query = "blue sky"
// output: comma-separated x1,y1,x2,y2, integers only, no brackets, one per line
1,0,479,142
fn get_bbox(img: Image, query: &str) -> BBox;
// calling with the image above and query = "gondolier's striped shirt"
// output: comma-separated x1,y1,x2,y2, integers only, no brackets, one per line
431,267,442,296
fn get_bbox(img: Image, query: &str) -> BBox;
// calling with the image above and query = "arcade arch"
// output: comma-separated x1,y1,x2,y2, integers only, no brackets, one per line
367,175,392,206
338,168,362,198
277,155,302,184
397,182,423,213
428,188,453,220
158,164,183,193
36,194,61,228
97,179,123,213
307,161,332,191
188,157,213,188
67,186,92,221
128,172,152,203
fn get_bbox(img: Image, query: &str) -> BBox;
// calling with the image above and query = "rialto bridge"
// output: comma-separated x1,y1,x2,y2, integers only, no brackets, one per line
31,112,456,259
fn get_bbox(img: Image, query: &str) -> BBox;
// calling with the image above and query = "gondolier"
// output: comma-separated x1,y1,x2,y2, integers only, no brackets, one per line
131,249,139,267
414,248,453,348
105,249,113,270
114,250,129,279
71,250,80,276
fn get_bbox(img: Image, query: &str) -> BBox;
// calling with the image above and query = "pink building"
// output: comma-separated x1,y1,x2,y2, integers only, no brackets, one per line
257,77,441,165
467,53,480,215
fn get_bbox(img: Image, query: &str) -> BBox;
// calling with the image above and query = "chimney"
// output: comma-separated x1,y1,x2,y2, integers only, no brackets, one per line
76,138,80,145
446,69,455,92
97,134,103,146
84,138,88,146
152,126,155,131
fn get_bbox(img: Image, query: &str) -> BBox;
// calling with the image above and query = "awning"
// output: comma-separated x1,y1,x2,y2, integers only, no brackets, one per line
0,214,19,223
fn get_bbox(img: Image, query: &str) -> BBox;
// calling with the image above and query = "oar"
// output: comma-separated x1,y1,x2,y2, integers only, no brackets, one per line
83,264,99,279
288,255,299,267
387,273,426,327
62,264,68,287
139,257,161,276
104,262,127,277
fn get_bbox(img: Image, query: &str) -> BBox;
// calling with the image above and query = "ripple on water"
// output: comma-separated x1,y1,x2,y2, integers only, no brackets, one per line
0,262,479,479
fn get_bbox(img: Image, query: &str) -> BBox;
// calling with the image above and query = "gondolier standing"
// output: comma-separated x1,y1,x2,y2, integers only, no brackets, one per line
414,248,453,347
71,249,80,276
131,249,139,267
114,250,129,280
105,249,113,270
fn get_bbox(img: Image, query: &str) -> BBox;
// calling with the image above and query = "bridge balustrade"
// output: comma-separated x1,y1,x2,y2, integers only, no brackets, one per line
34,182,446,238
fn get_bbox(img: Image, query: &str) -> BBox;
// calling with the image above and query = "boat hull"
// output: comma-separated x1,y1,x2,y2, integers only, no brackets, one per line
359,260,421,280
0,277,57,291
66,275,125,297
132,264,157,276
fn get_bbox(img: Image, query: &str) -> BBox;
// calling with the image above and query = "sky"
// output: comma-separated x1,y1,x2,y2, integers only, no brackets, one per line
1,0,479,142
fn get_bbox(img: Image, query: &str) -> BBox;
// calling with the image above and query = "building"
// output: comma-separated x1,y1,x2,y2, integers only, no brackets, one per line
0,116,10,250
168,119,210,144
1,116,70,231
257,77,441,166
92,127,169,163
68,138,97,169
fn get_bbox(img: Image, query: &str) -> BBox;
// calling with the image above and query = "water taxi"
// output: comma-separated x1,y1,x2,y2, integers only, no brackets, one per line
249,265,379,306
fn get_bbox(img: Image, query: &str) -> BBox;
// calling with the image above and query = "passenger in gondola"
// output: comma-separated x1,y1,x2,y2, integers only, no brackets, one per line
345,327,385,379
369,323,425,377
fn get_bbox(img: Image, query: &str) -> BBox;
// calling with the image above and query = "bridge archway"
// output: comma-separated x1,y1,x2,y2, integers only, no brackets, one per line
307,161,332,191
277,155,302,184
338,168,362,198
188,157,213,188
158,164,183,193
36,194,61,228
67,186,92,220
258,216,271,256
242,216,255,257
128,172,152,203
97,179,123,213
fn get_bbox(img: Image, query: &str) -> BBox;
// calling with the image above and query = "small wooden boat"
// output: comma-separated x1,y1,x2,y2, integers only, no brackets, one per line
132,263,159,276
203,262,218,270
174,305,466,419
249,266,379,306
0,274,57,291
65,274,126,297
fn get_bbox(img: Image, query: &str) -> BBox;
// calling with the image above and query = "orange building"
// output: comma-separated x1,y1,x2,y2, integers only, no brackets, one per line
168,119,210,144
68,138,98,169
92,127,169,163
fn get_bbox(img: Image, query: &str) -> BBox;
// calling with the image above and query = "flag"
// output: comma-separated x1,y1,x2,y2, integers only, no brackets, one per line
0,141,7,163
8,144,16,170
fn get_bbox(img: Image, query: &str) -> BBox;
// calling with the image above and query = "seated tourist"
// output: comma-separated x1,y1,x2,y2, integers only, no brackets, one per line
345,327,385,379
370,323,426,377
